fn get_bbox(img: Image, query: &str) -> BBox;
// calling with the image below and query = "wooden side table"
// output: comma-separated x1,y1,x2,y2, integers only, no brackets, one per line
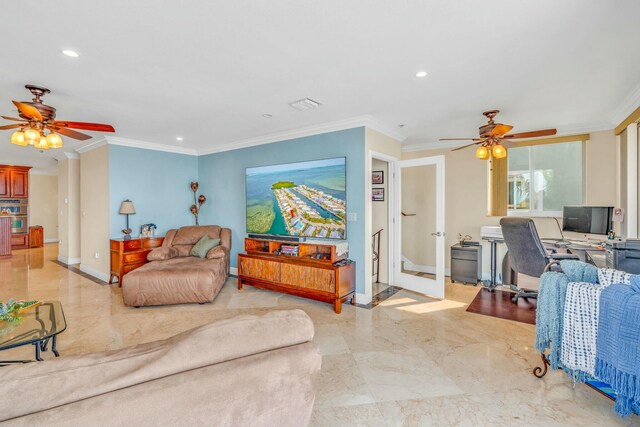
29,226,44,248
109,237,164,286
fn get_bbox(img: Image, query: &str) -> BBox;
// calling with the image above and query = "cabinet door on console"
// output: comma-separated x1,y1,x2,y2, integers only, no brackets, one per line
239,256,281,282
280,264,336,293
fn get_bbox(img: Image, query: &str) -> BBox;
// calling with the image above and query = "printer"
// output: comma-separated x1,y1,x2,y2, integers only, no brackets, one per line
605,239,640,274
480,226,503,240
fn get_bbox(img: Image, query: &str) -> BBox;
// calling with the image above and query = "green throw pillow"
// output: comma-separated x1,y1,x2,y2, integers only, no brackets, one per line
190,235,221,258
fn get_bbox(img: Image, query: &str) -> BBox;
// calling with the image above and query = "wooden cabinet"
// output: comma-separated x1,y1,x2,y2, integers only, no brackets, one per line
0,165,31,198
0,169,9,198
109,237,164,286
238,238,356,313
0,165,32,250
29,226,44,248
11,233,29,250
9,170,28,198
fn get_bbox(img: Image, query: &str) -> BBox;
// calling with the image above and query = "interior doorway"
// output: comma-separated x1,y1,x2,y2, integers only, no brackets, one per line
371,158,390,295
393,155,446,299
366,151,397,305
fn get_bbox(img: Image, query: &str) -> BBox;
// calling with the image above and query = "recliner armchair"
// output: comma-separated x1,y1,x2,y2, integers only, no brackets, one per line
499,217,579,303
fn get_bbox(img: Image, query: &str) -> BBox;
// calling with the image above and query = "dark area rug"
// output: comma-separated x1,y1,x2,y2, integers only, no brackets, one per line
466,288,536,325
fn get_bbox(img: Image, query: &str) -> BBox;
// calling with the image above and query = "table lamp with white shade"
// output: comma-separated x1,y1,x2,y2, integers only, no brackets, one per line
119,200,136,240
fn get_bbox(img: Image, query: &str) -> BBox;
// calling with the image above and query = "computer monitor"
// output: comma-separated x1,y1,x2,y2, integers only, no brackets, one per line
562,206,613,235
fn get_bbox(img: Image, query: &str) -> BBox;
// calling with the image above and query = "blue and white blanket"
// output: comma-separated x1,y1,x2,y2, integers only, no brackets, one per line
595,275,640,417
535,260,598,369
559,268,631,382
560,281,604,381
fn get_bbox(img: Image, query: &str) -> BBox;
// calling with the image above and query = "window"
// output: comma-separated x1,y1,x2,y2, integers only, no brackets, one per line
508,141,583,216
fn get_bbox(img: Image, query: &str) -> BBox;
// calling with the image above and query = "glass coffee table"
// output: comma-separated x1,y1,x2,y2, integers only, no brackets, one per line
0,300,66,365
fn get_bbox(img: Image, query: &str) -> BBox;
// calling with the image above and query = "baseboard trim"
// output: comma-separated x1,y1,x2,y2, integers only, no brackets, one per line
44,238,59,244
57,255,81,265
356,292,372,305
230,267,238,276
79,264,110,282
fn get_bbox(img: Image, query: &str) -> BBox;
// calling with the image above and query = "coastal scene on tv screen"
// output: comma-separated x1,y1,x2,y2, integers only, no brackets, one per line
246,157,346,239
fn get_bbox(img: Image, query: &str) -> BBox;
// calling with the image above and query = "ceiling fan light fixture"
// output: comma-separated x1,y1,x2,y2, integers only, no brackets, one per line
35,136,50,150
476,145,490,160
24,128,40,144
47,132,63,149
10,130,27,146
492,144,507,159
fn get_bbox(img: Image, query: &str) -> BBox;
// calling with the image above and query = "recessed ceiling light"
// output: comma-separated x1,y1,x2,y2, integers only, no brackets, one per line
62,50,79,58
415,71,428,78
176,137,184,141
262,114,273,118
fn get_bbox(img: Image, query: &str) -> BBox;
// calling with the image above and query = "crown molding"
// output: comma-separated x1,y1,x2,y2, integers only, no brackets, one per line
609,79,640,128
107,136,198,155
74,136,198,156
197,115,406,156
62,151,80,159
558,121,614,135
69,116,403,157
75,137,109,154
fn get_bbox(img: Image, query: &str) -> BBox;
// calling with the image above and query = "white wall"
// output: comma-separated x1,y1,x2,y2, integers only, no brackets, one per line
29,173,58,242
80,145,110,280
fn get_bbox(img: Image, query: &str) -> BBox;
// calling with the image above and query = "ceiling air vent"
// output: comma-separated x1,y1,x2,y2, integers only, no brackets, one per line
288,98,321,111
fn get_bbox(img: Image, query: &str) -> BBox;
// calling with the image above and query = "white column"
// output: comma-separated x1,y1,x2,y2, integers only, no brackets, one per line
57,153,81,264
627,123,638,238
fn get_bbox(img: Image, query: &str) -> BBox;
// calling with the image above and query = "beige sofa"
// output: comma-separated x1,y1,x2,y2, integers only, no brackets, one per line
0,310,321,427
123,225,231,307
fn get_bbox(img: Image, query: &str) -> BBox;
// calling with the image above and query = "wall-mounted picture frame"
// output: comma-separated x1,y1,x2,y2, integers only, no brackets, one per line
372,188,385,202
372,170,384,185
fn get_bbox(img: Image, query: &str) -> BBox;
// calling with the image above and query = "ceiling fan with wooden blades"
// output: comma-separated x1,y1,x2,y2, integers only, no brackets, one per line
440,110,556,160
2,85,115,150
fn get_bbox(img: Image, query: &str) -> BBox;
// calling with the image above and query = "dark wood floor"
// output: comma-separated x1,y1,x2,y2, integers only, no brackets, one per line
466,288,536,325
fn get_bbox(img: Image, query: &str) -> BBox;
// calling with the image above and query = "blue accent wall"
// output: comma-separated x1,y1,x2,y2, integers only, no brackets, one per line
109,146,199,238
198,128,366,293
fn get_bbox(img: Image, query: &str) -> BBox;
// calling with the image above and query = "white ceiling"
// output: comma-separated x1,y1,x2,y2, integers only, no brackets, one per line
2,0,640,173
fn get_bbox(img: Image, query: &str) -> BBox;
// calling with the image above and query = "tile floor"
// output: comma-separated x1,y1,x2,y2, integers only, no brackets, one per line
1,244,637,426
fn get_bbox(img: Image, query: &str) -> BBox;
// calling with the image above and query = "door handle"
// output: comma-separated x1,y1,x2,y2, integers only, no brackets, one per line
431,232,444,237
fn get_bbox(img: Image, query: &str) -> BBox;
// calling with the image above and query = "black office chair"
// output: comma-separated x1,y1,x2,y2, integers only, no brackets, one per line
499,217,579,303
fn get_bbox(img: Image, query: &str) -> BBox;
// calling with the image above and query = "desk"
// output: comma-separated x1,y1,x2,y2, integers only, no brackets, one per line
540,238,605,263
586,251,607,268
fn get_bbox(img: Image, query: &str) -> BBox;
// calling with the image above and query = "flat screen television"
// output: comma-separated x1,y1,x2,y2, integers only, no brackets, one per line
562,206,613,235
246,157,346,239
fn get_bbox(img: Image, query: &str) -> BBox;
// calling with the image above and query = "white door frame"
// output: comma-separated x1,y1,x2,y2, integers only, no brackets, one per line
365,150,398,304
393,155,446,299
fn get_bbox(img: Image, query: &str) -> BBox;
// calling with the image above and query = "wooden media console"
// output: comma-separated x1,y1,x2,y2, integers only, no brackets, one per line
238,237,356,313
